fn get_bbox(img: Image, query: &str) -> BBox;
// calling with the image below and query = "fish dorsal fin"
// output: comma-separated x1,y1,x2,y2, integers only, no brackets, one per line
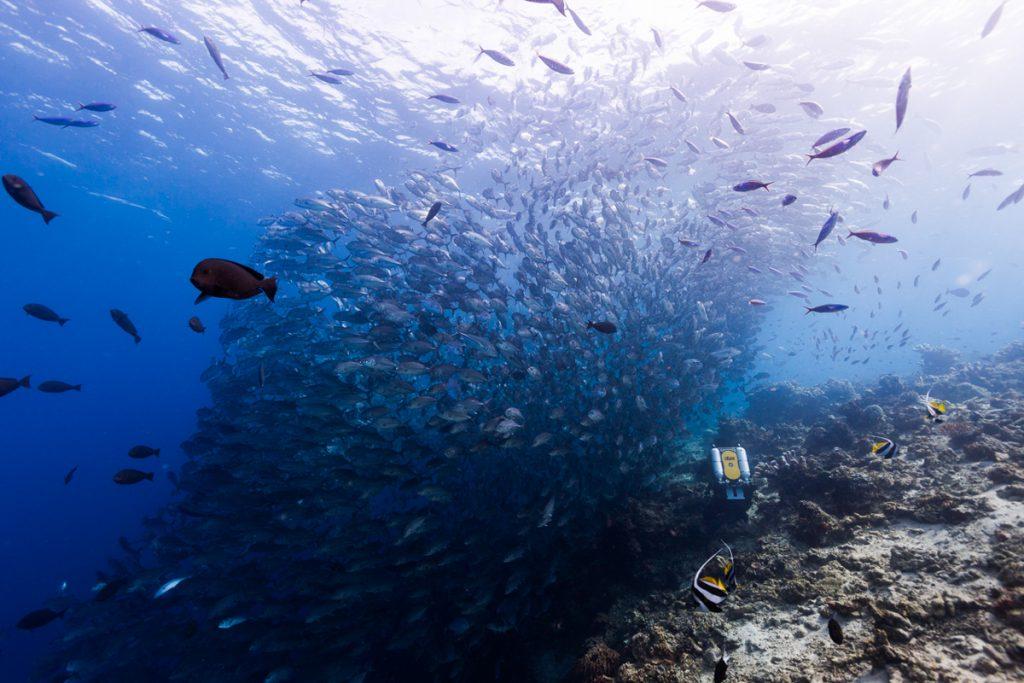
223,259,265,281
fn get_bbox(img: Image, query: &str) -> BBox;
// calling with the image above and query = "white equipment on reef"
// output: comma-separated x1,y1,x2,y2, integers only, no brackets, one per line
709,446,751,501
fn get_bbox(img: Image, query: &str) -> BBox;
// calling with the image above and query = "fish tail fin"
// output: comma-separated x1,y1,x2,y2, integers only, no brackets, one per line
58,607,69,618
847,230,854,237
262,276,278,302
145,472,154,481
763,182,773,191
804,307,812,315
19,375,31,389
586,321,594,329
42,210,58,224
224,73,230,80
133,334,141,344
76,102,84,110
155,448,161,456
804,155,813,166
32,115,40,121
894,150,900,161
73,385,82,391
58,317,69,326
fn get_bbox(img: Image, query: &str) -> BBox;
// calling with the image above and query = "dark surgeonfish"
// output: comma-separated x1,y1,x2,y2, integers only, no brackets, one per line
0,375,31,398
113,469,154,485
895,67,912,132
188,316,206,333
3,174,58,224
139,26,180,44
16,607,67,630
868,436,898,459
691,543,736,612
24,303,69,326
129,445,160,459
64,465,77,485
204,36,229,79
827,614,844,644
110,309,141,344
586,321,617,334
38,380,82,393
191,258,278,303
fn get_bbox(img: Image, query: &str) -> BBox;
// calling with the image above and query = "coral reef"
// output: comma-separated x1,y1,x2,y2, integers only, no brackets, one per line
556,343,1024,682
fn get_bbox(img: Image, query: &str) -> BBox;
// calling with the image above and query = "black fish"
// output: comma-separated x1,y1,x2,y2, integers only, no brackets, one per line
23,303,69,326
64,465,77,485
828,615,844,644
587,321,617,334
0,375,31,398
94,578,128,602
3,174,58,224
110,309,141,344
128,445,160,459
423,201,442,226
38,380,81,393
113,469,154,485
16,607,67,630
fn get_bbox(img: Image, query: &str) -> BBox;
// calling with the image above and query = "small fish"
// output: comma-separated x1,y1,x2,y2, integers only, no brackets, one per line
428,94,459,104
948,288,970,297
748,299,767,306
537,53,573,75
154,577,189,598
568,7,591,35
806,130,866,164
981,2,1007,39
781,194,797,206
812,128,851,149
805,304,849,314
423,201,442,226
726,112,745,135
651,28,663,50
188,316,206,334
962,183,971,201
139,26,180,44
203,36,229,79
310,71,344,84
110,309,141,344
129,445,160,459
64,465,77,485
932,258,941,271
911,210,918,224
478,47,515,67
38,380,81,393
799,101,824,119
701,248,713,264
869,436,898,459
697,1,737,12
191,258,277,303
219,616,248,629
93,578,127,602
77,102,116,112
969,168,1002,177
847,230,898,244
732,180,772,192
743,61,770,71
977,268,992,282
586,321,617,334
0,375,31,398
678,238,700,247
16,607,67,630
33,116,99,128
644,156,669,168
23,303,69,326
813,211,840,251
670,86,687,103
114,469,154,485
872,151,900,177
895,67,912,132
827,614,844,643
3,175,58,224
429,140,458,153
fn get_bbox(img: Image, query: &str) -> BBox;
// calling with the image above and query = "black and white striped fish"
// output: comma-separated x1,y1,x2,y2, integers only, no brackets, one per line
692,543,735,612
869,436,898,459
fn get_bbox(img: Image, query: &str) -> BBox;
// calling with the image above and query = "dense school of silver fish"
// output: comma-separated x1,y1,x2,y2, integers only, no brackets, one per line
3,1,1020,681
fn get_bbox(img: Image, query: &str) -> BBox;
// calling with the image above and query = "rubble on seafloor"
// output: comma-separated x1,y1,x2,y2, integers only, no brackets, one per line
559,342,1024,683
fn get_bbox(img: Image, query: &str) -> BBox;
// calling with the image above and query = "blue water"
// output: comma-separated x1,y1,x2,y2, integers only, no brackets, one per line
2,1,1023,680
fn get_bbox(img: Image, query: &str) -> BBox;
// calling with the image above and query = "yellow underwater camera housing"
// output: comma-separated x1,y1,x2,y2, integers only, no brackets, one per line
709,446,752,502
